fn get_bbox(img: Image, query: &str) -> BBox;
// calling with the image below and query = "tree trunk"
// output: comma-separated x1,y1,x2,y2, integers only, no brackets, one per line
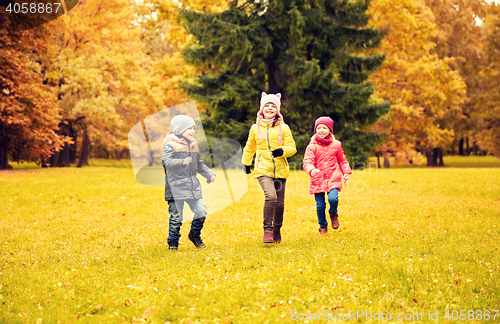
437,147,444,167
458,137,464,156
466,136,470,156
50,151,60,167
451,138,456,156
432,148,439,166
376,152,381,168
58,142,71,167
426,149,435,167
383,156,390,168
69,116,85,164
77,127,90,167
69,124,78,164
0,147,10,170
426,148,444,167
46,123,70,167
57,124,70,167
267,42,281,94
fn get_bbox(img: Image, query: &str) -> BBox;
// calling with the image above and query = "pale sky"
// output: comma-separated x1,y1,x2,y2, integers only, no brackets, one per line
475,0,500,25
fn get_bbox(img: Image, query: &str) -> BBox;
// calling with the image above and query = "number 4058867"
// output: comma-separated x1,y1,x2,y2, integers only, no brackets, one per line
444,310,499,321
5,2,62,14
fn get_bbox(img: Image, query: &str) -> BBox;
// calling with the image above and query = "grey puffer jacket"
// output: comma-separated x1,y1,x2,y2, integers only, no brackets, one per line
161,132,215,201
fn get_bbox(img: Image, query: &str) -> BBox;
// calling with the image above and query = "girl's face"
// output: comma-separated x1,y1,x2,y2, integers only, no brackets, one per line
316,124,331,138
181,126,196,141
262,103,277,119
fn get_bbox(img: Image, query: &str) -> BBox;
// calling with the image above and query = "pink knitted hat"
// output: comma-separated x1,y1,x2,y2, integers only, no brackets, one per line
257,92,283,144
314,116,334,133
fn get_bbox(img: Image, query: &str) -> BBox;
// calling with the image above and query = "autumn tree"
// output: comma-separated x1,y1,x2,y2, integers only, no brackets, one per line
178,0,389,165
368,0,466,167
474,3,500,156
137,0,232,110
43,0,166,167
0,10,66,169
424,0,487,156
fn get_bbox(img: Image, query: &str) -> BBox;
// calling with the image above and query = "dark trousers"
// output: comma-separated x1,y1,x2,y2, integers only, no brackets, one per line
257,176,286,233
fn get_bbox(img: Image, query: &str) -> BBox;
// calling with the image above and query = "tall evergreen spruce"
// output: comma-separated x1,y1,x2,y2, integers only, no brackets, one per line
179,0,389,165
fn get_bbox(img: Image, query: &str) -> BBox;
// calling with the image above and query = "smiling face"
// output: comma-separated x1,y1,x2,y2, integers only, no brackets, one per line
262,103,277,119
181,126,196,141
316,124,331,138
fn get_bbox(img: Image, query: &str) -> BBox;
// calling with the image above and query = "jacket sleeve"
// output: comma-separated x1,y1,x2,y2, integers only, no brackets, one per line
302,144,316,176
242,125,257,166
336,141,352,175
280,124,297,158
197,158,215,181
161,144,184,170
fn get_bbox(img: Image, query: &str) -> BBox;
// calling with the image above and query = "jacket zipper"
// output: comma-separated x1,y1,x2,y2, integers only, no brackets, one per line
188,142,194,196
267,125,276,179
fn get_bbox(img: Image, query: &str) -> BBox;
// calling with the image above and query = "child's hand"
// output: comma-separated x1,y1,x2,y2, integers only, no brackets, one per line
343,174,349,185
311,169,320,177
210,175,216,183
271,148,284,158
182,157,192,166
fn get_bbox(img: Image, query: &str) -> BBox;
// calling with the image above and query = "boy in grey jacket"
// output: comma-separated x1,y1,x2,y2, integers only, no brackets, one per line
161,115,215,250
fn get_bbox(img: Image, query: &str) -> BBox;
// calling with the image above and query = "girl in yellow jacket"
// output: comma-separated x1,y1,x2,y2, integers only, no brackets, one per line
242,92,297,243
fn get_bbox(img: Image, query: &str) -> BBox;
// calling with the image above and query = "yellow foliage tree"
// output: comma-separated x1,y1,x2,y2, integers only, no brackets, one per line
137,0,232,109
474,4,500,156
45,0,166,166
368,0,466,166
424,0,487,156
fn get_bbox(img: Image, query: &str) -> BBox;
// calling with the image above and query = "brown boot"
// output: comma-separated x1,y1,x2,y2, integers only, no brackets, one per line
319,226,328,234
330,213,339,230
273,229,281,243
263,232,274,243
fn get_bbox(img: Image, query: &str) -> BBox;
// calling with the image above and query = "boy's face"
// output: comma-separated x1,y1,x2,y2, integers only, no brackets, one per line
262,103,277,119
181,126,196,141
316,124,330,138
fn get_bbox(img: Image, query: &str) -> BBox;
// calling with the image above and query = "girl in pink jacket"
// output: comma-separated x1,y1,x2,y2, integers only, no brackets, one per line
302,117,352,234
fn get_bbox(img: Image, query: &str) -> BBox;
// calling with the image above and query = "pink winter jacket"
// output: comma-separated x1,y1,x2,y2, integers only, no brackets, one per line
302,135,352,194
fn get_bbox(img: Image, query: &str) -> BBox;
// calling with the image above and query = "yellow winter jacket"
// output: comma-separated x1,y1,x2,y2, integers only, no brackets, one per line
242,120,297,179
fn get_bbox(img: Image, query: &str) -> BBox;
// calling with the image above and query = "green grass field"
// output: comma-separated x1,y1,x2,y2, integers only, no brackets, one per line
369,155,500,169
1,158,499,323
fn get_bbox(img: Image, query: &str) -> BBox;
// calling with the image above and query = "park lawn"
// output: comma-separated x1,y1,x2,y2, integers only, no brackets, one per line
0,163,499,323
369,155,500,169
